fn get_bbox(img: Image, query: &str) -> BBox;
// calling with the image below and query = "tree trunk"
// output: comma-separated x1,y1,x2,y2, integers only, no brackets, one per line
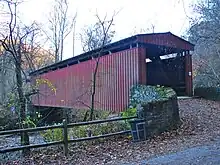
16,45,30,155
90,59,99,121
0,53,6,104
60,35,64,61
55,47,59,63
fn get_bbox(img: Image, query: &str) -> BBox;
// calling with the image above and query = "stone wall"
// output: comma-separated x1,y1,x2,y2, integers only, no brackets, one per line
141,94,180,138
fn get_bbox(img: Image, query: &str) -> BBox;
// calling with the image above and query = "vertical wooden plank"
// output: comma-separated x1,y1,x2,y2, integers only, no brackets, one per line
112,53,115,111
70,66,73,107
105,55,109,111
121,51,125,111
100,57,104,111
115,52,118,112
63,69,66,107
119,52,123,112
138,47,147,85
63,119,68,156
185,54,189,96
135,48,139,85
109,53,113,112
71,65,75,107
128,49,132,109
124,50,127,110
113,53,116,112
114,53,118,112
111,53,114,112
103,56,106,111
185,54,193,96
116,53,120,112
66,68,69,107
64,69,67,107
190,54,193,95
96,58,99,110
124,49,128,109
118,52,122,112
131,48,136,85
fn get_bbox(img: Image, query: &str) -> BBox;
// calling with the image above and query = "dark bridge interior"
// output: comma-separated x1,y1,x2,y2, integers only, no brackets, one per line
146,54,186,95
145,43,188,96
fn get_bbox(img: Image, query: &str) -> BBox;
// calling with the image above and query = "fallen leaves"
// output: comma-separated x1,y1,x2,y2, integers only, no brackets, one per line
1,98,220,165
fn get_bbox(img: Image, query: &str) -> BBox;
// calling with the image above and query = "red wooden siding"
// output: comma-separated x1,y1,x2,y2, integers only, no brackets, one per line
138,47,147,84
185,54,193,96
32,48,143,112
137,33,194,51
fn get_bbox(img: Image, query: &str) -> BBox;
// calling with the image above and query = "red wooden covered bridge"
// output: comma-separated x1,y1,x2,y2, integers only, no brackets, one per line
30,32,194,112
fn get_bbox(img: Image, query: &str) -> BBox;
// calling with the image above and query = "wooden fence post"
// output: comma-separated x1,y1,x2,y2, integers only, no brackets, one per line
63,119,68,156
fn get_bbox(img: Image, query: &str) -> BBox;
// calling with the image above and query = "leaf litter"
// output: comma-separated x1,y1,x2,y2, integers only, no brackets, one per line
1,98,220,165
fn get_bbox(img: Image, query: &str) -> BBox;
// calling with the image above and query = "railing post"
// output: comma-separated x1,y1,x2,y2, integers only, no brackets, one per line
63,119,68,156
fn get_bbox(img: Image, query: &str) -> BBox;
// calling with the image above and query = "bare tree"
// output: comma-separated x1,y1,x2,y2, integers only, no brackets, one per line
79,20,115,52
77,12,117,121
47,0,77,62
0,0,44,154
0,23,55,104
0,47,15,104
130,24,156,36
0,48,6,103
22,26,55,72
188,0,220,87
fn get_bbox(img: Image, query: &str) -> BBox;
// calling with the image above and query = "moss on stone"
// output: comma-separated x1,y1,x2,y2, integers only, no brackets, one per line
129,84,176,107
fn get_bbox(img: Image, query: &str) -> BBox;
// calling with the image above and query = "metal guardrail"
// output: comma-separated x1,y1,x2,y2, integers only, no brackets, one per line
0,116,136,156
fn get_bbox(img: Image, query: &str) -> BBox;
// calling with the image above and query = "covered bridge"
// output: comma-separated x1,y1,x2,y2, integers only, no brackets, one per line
30,32,194,112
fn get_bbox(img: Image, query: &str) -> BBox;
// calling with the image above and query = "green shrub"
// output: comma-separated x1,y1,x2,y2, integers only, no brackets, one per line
22,116,37,128
74,109,111,122
41,128,63,142
69,121,130,139
120,85,176,119
121,107,137,118
194,87,220,100
93,110,110,120
41,120,129,142
0,91,42,130
40,123,70,142
129,85,161,107
129,84,176,108
155,85,176,98
0,105,19,130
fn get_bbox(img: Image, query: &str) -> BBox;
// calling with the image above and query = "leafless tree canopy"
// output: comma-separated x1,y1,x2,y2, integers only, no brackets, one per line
188,0,220,87
0,0,56,152
80,16,115,53
83,13,117,121
47,0,77,62
130,24,156,36
0,0,33,152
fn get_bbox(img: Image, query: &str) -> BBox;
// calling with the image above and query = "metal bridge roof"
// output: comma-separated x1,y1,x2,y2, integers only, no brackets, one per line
30,32,194,76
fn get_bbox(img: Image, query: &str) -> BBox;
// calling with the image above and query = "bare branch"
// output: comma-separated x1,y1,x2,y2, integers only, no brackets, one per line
80,11,117,53
85,12,118,120
47,0,77,62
